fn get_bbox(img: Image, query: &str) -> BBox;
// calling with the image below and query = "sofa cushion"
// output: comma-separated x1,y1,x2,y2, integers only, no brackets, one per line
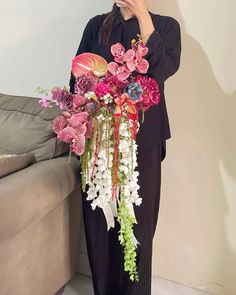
0,153,35,178
0,93,69,162
0,156,80,242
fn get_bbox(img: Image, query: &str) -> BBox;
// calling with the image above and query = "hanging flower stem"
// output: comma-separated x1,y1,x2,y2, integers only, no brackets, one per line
117,194,139,282
112,114,120,200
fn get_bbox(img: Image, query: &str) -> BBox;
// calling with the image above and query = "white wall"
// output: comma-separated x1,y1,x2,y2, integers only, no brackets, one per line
0,0,109,96
1,1,236,294
148,1,236,295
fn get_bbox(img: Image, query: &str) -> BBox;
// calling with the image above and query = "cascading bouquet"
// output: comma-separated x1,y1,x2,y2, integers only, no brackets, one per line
37,34,160,282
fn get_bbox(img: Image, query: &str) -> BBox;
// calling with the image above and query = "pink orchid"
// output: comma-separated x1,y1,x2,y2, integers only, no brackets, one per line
108,62,131,81
73,94,87,109
123,49,136,62
61,111,71,119
53,115,67,134
132,41,149,56
111,43,126,64
71,134,86,155
67,112,89,127
74,123,87,135
57,127,75,143
126,51,149,74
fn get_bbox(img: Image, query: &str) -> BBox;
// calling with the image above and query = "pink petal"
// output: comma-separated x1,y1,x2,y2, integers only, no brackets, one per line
136,59,149,74
108,62,119,76
71,134,86,156
117,70,131,81
111,43,125,57
126,60,136,72
135,51,143,62
114,56,125,64
58,127,75,143
67,112,89,127
61,111,71,119
53,116,67,134
73,94,86,108
123,49,135,62
137,43,149,56
74,123,87,135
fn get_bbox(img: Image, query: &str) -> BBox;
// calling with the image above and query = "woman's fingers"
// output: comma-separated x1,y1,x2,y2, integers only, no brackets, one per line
115,0,147,17
115,0,129,8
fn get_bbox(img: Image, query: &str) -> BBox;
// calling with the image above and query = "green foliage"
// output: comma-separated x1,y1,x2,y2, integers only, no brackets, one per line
117,197,139,282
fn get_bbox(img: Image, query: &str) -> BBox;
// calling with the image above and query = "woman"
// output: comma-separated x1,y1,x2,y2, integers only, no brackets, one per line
69,1,181,294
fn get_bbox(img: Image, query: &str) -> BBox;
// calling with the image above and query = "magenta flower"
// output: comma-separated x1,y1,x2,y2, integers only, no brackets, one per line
104,74,128,97
134,76,160,110
95,82,112,98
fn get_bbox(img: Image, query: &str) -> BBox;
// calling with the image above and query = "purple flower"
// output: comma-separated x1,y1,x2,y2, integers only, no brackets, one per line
52,87,63,102
60,92,74,111
39,98,52,108
74,73,97,96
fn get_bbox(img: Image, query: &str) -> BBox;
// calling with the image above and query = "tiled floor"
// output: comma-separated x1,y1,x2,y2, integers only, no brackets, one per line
63,273,211,295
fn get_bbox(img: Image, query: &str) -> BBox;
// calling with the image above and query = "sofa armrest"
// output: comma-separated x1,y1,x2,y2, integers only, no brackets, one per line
0,156,80,242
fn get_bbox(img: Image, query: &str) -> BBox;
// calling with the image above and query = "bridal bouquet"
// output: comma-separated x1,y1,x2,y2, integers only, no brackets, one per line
37,34,160,282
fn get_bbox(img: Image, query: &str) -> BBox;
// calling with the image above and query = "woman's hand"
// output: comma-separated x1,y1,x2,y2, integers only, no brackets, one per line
115,0,155,44
115,0,149,20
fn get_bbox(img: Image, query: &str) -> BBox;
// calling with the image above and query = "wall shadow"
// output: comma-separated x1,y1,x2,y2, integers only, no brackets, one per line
147,0,236,294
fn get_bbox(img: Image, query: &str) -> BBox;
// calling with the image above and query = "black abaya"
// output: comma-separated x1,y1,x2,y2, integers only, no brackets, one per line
70,8,181,295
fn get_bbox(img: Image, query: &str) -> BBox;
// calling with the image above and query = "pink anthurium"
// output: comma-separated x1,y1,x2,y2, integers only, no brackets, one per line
72,53,108,78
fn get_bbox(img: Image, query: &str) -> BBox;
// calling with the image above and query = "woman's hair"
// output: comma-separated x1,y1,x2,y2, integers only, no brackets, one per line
98,4,120,46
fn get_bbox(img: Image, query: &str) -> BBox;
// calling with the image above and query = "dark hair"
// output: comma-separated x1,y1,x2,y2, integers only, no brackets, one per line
98,4,120,46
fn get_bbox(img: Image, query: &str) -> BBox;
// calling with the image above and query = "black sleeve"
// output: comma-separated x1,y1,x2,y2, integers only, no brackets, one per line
144,16,181,84
69,19,93,93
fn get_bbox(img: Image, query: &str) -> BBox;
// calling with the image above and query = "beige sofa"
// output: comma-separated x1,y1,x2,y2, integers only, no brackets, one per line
0,93,82,295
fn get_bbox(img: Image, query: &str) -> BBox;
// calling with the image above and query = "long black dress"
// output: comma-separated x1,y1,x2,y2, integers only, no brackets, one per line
69,8,181,295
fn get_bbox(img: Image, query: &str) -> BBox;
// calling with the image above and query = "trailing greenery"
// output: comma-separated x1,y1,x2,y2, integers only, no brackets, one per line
117,196,139,282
